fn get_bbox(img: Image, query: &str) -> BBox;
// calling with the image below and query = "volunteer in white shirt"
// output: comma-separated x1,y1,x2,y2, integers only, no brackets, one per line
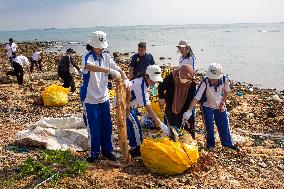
124,65,167,157
183,63,240,151
80,31,127,163
6,53,30,85
30,51,43,73
176,40,196,69
5,38,17,66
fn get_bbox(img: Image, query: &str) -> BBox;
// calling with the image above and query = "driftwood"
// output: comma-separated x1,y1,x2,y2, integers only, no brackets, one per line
115,78,130,164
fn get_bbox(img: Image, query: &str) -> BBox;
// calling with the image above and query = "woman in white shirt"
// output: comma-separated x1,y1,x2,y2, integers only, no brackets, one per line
5,38,17,66
176,40,196,69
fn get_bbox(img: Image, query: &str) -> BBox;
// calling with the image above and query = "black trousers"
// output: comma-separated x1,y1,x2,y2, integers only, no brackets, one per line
30,59,42,73
164,107,196,139
58,70,75,92
6,62,24,85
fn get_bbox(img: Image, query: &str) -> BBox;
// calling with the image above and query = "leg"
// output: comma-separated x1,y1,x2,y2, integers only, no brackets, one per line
38,59,43,72
185,110,196,139
99,100,114,154
202,106,215,148
30,59,35,73
58,71,69,88
213,108,234,147
82,102,101,158
126,108,142,149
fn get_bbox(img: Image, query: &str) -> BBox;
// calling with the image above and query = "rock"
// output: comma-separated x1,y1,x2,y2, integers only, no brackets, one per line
258,162,267,168
123,52,129,56
113,52,123,58
159,57,165,60
277,164,284,171
272,94,283,102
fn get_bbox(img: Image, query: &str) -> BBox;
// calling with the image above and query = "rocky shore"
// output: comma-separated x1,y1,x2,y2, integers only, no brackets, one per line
0,42,283,188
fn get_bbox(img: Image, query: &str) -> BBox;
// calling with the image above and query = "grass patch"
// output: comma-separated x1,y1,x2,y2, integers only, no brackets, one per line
17,150,88,187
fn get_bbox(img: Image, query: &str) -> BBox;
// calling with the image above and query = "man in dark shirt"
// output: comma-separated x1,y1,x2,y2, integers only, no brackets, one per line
129,42,155,80
58,48,80,93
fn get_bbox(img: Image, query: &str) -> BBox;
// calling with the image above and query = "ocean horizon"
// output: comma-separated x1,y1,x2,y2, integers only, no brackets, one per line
1,23,284,90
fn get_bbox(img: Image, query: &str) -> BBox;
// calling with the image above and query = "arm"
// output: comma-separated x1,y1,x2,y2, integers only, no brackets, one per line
220,77,231,111
129,66,134,80
145,105,161,126
86,64,109,73
70,57,81,72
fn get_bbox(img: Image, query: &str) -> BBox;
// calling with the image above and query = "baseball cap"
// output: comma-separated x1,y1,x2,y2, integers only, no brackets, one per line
146,65,163,82
176,40,190,48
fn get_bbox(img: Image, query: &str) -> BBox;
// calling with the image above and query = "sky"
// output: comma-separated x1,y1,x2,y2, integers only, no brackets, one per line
0,0,284,31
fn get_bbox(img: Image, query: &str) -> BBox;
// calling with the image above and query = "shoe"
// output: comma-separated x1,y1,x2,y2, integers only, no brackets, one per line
129,146,141,158
228,145,240,151
86,157,98,163
102,152,118,161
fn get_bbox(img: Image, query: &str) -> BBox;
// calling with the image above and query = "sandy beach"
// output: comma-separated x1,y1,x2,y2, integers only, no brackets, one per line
0,42,283,188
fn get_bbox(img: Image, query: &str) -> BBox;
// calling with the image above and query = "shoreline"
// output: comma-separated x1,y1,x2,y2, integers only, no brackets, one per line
1,41,283,92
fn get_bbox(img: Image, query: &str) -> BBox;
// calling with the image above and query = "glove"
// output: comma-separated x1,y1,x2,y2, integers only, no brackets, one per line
160,122,171,137
124,78,132,88
108,69,121,80
182,110,192,121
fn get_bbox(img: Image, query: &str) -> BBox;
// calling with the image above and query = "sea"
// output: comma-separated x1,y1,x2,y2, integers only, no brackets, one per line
1,23,284,90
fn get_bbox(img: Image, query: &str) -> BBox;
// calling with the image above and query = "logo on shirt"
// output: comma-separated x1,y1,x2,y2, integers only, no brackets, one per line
99,38,104,42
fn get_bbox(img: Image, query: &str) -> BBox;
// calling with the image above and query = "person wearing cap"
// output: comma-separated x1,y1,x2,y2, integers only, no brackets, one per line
177,40,196,69
81,31,128,162
158,64,197,139
4,38,17,66
124,65,166,157
6,52,30,85
30,50,44,73
183,63,239,151
129,42,155,80
58,48,81,93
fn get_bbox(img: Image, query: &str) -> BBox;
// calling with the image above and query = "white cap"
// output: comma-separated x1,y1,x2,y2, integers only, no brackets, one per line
176,40,189,48
88,31,108,49
206,63,223,79
146,65,163,82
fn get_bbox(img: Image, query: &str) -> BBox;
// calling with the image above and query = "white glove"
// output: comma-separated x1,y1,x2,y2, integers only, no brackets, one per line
182,110,192,121
160,122,171,137
108,69,121,79
124,78,132,88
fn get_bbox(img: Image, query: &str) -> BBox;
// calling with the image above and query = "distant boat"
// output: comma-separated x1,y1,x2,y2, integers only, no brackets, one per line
43,28,56,30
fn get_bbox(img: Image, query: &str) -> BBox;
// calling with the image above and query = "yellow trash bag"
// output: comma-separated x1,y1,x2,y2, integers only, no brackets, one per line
141,137,199,175
108,89,116,100
143,96,165,120
41,84,70,106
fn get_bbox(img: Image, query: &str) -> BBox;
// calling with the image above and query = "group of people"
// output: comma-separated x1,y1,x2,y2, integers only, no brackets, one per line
79,31,239,163
4,32,239,163
4,38,44,85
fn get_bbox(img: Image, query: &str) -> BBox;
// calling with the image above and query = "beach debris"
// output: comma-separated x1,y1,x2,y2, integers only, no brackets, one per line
15,115,88,151
115,79,130,164
271,94,283,102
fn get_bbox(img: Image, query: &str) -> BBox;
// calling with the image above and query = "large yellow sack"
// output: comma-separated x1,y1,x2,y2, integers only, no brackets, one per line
143,96,165,120
41,84,70,106
141,137,199,175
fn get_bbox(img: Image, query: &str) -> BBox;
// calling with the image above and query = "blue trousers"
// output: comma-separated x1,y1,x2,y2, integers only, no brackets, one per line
82,100,113,158
202,106,233,148
126,108,143,149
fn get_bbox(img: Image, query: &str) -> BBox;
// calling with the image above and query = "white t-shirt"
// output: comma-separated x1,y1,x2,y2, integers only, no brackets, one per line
5,43,17,58
195,76,231,109
32,51,42,61
13,55,30,66
129,77,150,107
80,52,121,104
178,55,196,69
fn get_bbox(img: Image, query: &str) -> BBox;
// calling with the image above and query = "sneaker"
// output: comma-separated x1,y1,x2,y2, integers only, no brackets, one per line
228,145,240,151
102,152,118,161
86,157,98,163
129,146,141,158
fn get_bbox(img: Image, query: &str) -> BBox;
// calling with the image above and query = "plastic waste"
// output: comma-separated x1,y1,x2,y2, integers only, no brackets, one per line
236,91,243,96
41,84,70,106
141,137,199,175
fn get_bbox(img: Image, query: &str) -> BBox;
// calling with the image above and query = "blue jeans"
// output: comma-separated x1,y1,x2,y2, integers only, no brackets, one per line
202,106,233,148
82,100,113,158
